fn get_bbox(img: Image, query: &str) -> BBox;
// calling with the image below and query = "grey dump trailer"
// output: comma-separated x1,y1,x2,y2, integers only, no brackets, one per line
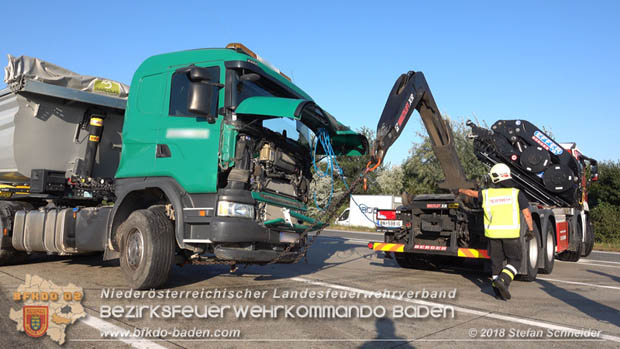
0,55,126,257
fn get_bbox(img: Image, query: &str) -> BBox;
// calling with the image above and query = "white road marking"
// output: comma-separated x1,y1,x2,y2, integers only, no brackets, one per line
557,261,620,269
80,315,166,349
291,277,620,343
537,277,620,290
580,259,620,265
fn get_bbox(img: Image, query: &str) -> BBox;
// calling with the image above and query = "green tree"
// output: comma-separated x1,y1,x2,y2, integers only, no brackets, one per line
589,160,620,207
588,161,620,243
590,203,620,243
376,165,404,195
335,126,384,195
402,117,487,195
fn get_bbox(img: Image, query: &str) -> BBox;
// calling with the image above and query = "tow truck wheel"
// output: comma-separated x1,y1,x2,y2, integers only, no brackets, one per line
119,206,175,289
394,252,419,269
0,201,32,266
521,228,539,281
540,223,555,274
581,217,594,257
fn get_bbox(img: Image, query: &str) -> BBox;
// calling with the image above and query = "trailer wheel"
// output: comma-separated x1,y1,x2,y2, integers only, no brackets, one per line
558,220,582,262
540,223,555,274
119,206,175,289
394,252,419,269
0,201,32,266
581,217,594,257
520,229,539,281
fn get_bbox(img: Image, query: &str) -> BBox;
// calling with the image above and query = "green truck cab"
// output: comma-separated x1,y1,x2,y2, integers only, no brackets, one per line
0,44,367,289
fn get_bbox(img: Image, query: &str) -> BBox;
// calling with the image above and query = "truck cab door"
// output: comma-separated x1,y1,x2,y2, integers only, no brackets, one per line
154,65,224,193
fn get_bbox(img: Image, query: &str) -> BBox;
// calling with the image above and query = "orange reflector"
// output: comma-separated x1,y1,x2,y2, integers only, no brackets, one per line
457,248,490,259
199,210,206,217
3,228,7,236
371,242,405,253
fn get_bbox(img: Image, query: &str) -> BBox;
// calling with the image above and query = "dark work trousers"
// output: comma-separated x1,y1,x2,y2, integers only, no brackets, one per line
488,238,522,275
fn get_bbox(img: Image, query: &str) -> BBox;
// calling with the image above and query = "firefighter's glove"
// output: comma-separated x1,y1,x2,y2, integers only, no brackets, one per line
525,229,535,241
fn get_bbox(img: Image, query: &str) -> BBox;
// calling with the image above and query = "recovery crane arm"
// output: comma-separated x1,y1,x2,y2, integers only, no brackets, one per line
373,71,473,190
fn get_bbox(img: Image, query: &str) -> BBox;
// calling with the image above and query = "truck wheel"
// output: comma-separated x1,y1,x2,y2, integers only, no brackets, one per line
540,223,555,274
581,217,594,257
394,252,419,269
558,220,582,262
0,201,32,266
119,206,175,289
521,230,539,281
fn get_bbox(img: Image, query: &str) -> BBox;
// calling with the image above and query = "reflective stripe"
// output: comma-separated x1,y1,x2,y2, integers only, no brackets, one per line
505,264,518,275
372,243,405,252
483,190,491,230
502,268,515,280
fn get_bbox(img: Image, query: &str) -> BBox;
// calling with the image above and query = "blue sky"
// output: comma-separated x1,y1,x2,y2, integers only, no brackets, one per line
2,1,618,166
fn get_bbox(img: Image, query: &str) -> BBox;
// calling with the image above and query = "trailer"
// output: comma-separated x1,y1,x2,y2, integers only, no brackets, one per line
367,71,597,280
0,45,368,289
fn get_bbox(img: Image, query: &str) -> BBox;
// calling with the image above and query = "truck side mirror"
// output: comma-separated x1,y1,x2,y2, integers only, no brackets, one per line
590,165,598,182
188,83,219,123
187,66,222,124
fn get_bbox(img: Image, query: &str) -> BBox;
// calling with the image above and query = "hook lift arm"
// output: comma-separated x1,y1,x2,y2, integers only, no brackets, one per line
370,71,474,190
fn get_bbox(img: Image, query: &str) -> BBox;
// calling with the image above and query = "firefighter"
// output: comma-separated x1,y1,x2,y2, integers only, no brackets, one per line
458,163,534,300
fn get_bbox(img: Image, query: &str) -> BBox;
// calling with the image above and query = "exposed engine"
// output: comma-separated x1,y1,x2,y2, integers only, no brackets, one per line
222,123,312,224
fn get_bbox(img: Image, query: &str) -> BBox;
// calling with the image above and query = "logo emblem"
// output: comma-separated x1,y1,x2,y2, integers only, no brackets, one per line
23,306,48,337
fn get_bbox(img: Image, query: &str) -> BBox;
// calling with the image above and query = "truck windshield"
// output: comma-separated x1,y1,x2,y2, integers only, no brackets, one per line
230,68,295,106
263,117,313,148
230,68,314,148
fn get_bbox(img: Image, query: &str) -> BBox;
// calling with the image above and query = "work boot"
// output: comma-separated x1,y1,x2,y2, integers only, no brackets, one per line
491,280,503,300
495,266,516,300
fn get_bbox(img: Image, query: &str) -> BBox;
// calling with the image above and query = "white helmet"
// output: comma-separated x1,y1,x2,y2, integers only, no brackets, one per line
489,163,511,183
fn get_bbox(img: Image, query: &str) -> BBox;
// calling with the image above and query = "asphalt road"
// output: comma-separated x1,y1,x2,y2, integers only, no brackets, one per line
1,229,618,348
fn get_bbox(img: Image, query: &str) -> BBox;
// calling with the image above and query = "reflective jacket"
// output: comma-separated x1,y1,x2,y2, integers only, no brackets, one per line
482,188,521,239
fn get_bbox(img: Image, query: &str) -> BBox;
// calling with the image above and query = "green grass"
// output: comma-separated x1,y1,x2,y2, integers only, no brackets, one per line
325,224,381,233
594,241,620,252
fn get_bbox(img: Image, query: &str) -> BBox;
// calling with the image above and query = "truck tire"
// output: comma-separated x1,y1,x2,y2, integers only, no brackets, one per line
0,201,32,266
581,217,594,257
558,220,582,262
119,206,175,289
520,229,539,281
394,252,419,269
540,223,555,274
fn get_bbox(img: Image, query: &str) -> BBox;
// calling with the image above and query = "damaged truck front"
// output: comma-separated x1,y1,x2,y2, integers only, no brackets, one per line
0,44,367,289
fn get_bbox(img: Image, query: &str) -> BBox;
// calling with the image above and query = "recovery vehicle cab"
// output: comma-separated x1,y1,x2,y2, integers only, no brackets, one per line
0,43,367,289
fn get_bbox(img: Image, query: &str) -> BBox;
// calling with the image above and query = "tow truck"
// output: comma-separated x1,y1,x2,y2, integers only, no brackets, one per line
367,71,598,280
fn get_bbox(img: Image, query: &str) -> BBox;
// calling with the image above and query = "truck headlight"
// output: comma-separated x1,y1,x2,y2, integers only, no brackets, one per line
217,201,255,219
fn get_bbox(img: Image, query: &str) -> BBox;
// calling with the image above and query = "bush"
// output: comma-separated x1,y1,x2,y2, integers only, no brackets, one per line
590,202,620,243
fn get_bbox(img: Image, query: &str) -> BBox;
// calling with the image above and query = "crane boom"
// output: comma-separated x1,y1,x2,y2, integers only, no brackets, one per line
374,71,473,189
